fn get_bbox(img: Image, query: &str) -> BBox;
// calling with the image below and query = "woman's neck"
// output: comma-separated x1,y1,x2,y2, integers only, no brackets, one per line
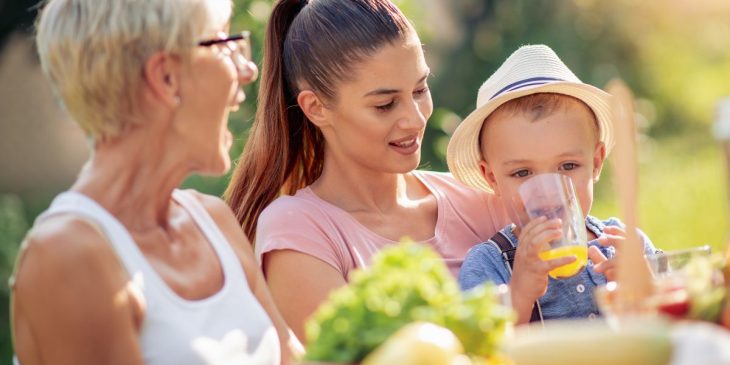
309,155,418,215
71,127,190,232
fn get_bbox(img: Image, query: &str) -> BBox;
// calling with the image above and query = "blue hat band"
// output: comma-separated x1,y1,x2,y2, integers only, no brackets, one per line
490,76,565,100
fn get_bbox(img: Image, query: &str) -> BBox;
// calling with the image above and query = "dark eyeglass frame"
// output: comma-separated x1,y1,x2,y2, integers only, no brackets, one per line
197,31,251,60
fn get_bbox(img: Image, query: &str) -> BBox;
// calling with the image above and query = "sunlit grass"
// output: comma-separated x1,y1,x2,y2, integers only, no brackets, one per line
592,134,729,253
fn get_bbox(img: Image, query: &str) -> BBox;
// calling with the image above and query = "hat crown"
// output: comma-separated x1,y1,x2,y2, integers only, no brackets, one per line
447,44,614,193
476,45,582,109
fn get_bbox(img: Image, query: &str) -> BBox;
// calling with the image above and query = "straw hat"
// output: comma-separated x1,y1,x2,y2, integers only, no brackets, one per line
446,44,614,193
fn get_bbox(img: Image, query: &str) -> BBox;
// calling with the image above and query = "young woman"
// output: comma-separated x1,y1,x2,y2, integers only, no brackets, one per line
226,0,510,340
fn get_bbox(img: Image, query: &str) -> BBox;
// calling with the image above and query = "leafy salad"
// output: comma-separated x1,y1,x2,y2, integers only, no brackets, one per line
303,242,514,363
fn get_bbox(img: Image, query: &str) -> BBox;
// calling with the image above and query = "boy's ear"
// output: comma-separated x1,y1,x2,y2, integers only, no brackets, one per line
592,141,607,183
479,159,500,195
297,90,330,128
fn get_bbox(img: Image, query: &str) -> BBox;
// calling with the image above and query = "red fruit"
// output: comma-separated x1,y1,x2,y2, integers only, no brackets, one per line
658,299,690,318
655,285,690,318
721,300,730,328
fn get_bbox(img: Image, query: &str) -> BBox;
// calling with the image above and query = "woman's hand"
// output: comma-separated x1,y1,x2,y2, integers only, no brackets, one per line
589,226,626,282
510,217,575,324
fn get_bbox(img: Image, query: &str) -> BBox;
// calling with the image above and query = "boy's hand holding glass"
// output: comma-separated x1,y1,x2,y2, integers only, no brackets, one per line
511,217,575,311
510,217,575,323
517,173,588,279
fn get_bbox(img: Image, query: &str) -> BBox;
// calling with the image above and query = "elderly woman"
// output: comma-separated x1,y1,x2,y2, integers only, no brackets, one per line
10,0,293,364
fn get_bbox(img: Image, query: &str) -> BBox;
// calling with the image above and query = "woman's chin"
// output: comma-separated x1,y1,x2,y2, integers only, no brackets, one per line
207,132,234,175
223,129,233,150
380,154,421,174
215,152,232,175
201,162,230,177
401,152,422,172
194,152,231,177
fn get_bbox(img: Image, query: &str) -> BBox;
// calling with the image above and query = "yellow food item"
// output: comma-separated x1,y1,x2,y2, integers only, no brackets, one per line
538,245,587,279
362,322,470,365
474,354,515,365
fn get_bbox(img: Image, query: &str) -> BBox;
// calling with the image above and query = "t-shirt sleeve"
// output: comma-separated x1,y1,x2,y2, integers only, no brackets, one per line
423,171,511,240
458,243,510,290
478,189,512,237
255,197,349,277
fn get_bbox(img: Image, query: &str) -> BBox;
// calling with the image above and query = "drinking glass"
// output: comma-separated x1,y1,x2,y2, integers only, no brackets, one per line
646,246,716,319
518,173,587,279
646,245,712,279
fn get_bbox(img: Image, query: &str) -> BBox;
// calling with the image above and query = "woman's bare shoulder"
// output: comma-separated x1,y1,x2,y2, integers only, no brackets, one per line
13,213,130,306
13,214,144,364
16,214,121,280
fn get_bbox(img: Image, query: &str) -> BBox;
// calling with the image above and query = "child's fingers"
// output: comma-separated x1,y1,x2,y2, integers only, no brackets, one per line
593,256,618,281
593,258,615,273
602,226,626,236
518,216,548,239
526,227,562,255
588,245,607,265
522,218,561,241
544,255,576,271
517,217,558,251
595,234,624,248
603,268,616,281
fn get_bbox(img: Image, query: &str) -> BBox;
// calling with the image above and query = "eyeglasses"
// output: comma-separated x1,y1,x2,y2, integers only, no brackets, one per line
197,31,252,71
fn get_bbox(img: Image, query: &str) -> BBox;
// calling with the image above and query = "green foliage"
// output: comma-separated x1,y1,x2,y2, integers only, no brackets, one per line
683,254,726,322
0,195,28,362
304,243,514,363
592,134,729,252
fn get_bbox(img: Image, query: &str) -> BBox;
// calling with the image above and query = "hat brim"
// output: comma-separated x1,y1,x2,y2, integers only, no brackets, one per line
446,82,614,193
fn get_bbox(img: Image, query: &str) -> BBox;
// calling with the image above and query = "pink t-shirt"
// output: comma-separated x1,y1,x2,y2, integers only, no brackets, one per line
255,171,509,279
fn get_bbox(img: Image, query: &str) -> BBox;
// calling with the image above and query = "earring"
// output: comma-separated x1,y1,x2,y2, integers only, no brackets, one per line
174,96,181,106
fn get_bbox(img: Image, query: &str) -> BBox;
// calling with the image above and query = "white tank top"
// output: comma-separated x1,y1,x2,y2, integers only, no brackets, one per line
35,189,281,365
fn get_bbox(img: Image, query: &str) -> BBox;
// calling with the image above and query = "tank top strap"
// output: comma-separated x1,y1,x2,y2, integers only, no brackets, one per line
171,190,247,284
36,191,151,276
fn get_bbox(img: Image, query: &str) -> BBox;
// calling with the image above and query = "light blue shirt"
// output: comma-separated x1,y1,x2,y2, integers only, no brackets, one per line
458,216,658,320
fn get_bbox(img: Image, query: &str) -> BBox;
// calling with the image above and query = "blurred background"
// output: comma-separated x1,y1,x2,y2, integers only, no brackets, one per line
1,0,730,361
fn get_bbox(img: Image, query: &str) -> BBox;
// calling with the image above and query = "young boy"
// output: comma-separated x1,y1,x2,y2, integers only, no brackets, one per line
446,45,659,324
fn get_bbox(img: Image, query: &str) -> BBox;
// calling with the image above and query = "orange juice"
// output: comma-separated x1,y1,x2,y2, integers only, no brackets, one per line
539,245,587,279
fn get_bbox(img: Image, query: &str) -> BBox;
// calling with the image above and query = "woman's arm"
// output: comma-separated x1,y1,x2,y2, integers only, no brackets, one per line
12,216,144,365
246,250,306,358
262,249,347,342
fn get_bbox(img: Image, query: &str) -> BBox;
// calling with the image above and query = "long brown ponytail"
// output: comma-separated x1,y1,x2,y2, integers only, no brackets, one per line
225,0,411,242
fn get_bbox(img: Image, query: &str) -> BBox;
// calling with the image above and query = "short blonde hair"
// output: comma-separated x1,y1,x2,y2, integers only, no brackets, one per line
36,0,232,140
